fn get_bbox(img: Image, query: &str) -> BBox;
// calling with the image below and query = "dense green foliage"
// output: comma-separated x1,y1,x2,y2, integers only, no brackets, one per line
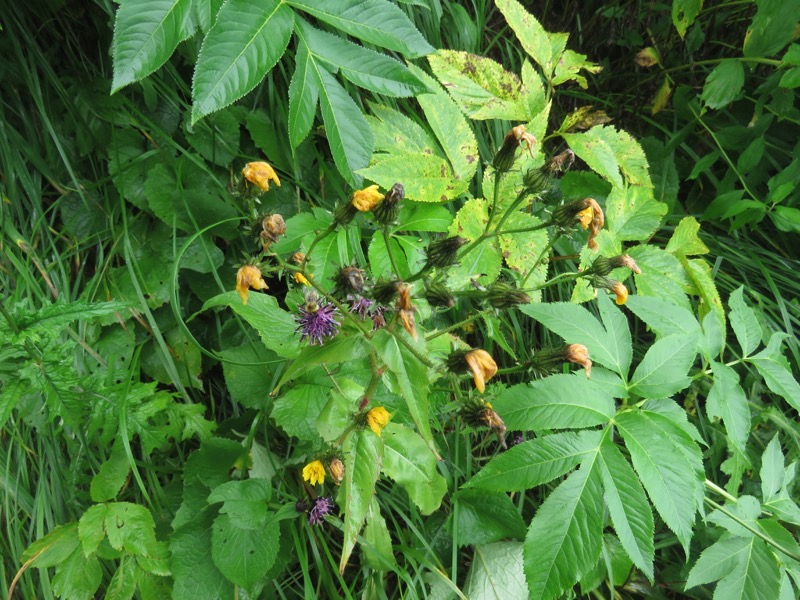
1,0,799,599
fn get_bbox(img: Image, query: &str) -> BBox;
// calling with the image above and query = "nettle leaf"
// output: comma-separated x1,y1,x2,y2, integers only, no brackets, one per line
616,408,703,552
493,375,615,431
288,42,320,150
598,436,655,582
625,295,700,340
729,286,762,356
340,430,383,573
685,534,780,600
382,423,446,515
447,199,502,288
465,542,528,600
192,0,294,123
748,333,800,413
202,291,299,359
520,301,631,377
707,361,751,455
604,185,667,242
701,59,745,110
464,430,600,492
629,333,696,398
287,0,433,58
523,456,604,600
297,19,427,98
111,0,194,92
428,50,531,120
454,491,527,546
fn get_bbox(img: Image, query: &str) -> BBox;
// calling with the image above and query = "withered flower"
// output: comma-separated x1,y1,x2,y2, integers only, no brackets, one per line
609,254,641,274
564,344,592,378
480,404,508,449
334,266,365,295
554,198,604,250
260,213,286,250
595,277,629,305
236,264,268,304
366,406,391,436
327,458,345,485
464,349,498,393
243,161,281,192
372,279,401,304
395,283,417,339
493,125,537,172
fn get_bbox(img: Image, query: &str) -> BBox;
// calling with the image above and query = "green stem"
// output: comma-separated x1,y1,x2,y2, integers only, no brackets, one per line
661,57,782,76
426,313,482,342
302,223,336,271
390,328,434,368
521,232,561,286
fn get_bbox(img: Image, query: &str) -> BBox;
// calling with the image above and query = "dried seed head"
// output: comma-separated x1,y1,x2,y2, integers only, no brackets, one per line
327,458,345,485
236,265,268,304
493,125,537,172
334,266,366,295
260,213,286,249
464,349,498,393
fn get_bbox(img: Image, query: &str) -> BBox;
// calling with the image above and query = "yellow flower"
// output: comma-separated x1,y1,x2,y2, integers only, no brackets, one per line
302,460,326,486
294,272,312,286
576,206,593,230
464,349,498,393
366,406,391,436
351,185,384,211
611,281,629,305
243,161,281,192
236,265,268,304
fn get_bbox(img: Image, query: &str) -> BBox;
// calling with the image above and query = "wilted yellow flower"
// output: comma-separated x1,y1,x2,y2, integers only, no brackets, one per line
328,458,345,485
302,460,326,486
611,254,642,274
243,161,281,192
564,344,592,379
236,265,268,304
366,406,391,436
464,349,498,393
260,213,286,250
576,206,594,230
611,281,629,305
351,185,384,212
294,272,312,286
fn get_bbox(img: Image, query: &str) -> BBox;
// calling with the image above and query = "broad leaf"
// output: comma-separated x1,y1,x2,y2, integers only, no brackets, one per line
288,42,320,150
729,286,762,356
596,292,633,377
498,212,550,301
192,0,294,122
271,381,330,441
760,435,784,502
493,375,615,431
672,0,702,38
212,513,279,589
112,0,194,92
382,423,446,515
625,295,700,340
701,60,745,110
604,186,667,242
629,333,696,398
447,199,502,287
664,216,710,256
464,430,600,492
748,333,800,413
495,0,558,74
454,491,527,546
523,457,604,600
465,543,528,600
171,507,233,599
707,361,751,455
23,523,80,569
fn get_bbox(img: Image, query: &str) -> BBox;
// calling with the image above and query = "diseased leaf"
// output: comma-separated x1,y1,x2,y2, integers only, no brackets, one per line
672,0,702,38
495,0,558,74
360,152,467,203
604,186,667,242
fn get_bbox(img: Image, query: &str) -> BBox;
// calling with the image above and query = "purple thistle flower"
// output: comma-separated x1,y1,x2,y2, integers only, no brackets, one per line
308,496,335,526
296,298,341,345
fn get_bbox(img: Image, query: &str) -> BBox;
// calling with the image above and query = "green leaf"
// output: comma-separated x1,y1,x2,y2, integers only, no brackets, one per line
562,131,622,188
211,513,279,589
288,42,320,150
360,152,465,203
183,109,240,167
665,216,710,256
683,257,726,345
625,295,700,340
192,0,294,122
464,543,528,600
111,0,194,92
629,333,696,398
202,291,299,359
394,201,453,233
382,423,446,515
707,362,751,455
106,557,138,600
672,0,702,38
700,311,725,360
464,430,600,492
369,233,410,280
520,302,629,376
628,246,693,312
428,50,531,120
523,458,604,600
52,547,102,600
498,212,550,300
277,335,367,388
596,292,633,378
271,382,329,441
743,0,800,58
447,199,502,288
493,375,615,431
495,0,557,74
454,490,527,546
340,430,383,573
297,19,427,97
90,440,131,502
701,60,745,110
170,507,233,599
598,437,655,582
79,505,107,556
686,535,780,600
220,343,276,410
362,499,396,570
287,0,433,58
316,66,373,187
366,102,441,156
23,523,80,569
105,503,159,557
748,333,800,413
604,185,667,242
760,435,784,502
729,286,762,356
208,479,272,529
616,409,702,552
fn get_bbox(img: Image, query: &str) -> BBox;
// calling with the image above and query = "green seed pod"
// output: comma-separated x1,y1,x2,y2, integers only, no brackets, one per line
334,202,358,226
424,236,467,270
486,282,530,309
423,280,455,308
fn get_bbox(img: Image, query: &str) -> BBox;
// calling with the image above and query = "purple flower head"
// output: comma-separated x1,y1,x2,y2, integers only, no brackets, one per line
308,496,335,526
296,292,340,345
349,295,373,320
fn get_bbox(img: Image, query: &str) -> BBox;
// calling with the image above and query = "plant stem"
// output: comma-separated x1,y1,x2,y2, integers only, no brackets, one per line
521,233,561,286
426,313,482,341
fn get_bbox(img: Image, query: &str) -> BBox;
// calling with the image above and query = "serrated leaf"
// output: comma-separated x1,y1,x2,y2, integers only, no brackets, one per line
288,42,320,150
287,0,433,58
362,498,396,570
707,362,751,455
701,59,745,110
297,19,427,97
625,295,700,340
52,547,102,600
493,375,615,430
170,507,233,599
598,437,655,582
202,291,299,359
523,458,604,600
498,212,549,300
604,185,667,242
729,286,762,356
665,216,709,256
394,201,453,233
672,0,702,38
340,430,383,573
616,409,702,552
208,479,272,529
455,491,527,547
23,523,80,568
90,440,131,502
104,503,159,557
597,292,633,377
211,513,279,588
447,199,502,287
428,50,531,120
106,557,138,600
748,333,800,413
192,0,294,122
683,257,726,344
367,102,441,156
464,430,600,492
111,0,194,92
495,0,557,74
465,542,528,600
382,423,446,515
761,435,784,502
360,152,467,203
629,333,696,398
520,302,629,377
271,382,329,441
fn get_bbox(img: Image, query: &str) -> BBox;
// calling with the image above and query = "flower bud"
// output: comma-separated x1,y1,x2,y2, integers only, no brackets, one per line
372,183,404,225
424,236,468,270
351,185,384,212
486,282,531,309
243,161,281,192
493,125,537,172
609,254,641,274
334,202,358,226
594,276,628,305
423,280,455,308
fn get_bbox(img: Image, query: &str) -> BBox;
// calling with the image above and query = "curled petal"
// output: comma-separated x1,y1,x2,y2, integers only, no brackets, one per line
236,265,268,304
243,161,281,192
465,349,498,393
